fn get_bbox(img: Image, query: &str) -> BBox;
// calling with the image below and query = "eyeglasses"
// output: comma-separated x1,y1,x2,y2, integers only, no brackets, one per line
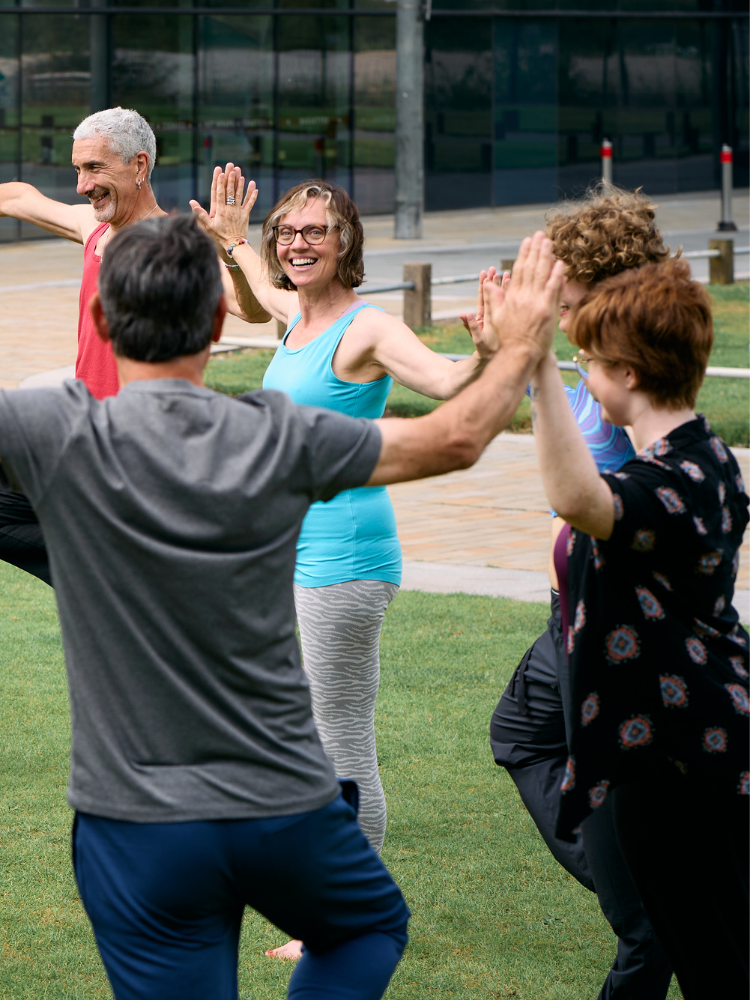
272,224,334,246
572,352,616,380
572,351,593,379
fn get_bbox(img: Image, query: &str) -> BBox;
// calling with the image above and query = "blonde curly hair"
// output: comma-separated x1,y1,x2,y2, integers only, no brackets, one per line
545,183,672,285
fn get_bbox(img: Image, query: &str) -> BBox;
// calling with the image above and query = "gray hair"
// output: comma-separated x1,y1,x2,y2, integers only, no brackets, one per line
73,107,157,179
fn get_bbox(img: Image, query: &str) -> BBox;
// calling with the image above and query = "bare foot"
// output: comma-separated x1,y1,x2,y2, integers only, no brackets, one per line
265,939,303,961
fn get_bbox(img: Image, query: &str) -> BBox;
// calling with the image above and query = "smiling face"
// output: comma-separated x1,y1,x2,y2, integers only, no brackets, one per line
72,135,146,226
558,277,590,334
275,197,341,291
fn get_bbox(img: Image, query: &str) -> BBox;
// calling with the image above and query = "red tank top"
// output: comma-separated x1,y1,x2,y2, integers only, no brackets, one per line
76,222,120,399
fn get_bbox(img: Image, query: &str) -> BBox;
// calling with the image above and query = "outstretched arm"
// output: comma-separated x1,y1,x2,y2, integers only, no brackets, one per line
190,170,295,324
529,352,615,540
367,232,566,485
0,182,95,244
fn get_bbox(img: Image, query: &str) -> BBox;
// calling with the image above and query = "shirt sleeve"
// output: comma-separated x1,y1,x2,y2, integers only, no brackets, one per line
0,383,86,504
237,389,382,503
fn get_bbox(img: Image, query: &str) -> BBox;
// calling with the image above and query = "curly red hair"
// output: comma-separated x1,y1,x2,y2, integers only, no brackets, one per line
546,184,672,284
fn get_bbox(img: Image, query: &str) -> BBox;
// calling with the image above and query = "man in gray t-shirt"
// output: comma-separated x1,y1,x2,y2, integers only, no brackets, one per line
0,216,563,1000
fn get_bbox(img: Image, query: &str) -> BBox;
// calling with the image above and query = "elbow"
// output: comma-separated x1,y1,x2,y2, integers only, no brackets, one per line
444,431,482,471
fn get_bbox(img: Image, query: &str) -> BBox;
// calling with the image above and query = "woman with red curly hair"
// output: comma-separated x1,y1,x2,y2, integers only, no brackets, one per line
526,256,748,998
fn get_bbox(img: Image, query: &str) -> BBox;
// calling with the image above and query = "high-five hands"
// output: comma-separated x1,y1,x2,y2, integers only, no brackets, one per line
459,267,510,360
189,164,258,253
483,232,566,363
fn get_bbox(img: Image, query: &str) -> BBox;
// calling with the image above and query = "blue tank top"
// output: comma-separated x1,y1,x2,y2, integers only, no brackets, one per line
262,300,402,588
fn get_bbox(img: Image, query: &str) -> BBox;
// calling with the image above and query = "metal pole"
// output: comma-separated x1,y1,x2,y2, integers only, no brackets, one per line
600,138,612,186
394,0,424,239
718,144,737,232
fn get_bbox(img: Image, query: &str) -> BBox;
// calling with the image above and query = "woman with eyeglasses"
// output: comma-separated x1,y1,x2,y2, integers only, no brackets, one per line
484,187,680,999
192,173,497,960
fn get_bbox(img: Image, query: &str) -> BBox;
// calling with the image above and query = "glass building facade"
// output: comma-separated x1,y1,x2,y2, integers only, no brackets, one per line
0,0,747,241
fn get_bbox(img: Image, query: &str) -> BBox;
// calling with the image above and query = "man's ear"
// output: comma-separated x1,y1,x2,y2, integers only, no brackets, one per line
89,292,110,344
212,294,228,343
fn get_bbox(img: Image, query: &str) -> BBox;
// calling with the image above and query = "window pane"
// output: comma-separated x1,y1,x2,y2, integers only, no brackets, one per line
20,13,90,240
353,15,394,214
197,15,274,218
277,16,352,198
112,14,195,212
494,19,557,206
425,18,492,210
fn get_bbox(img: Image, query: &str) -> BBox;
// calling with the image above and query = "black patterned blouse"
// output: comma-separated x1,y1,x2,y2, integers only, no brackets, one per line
556,415,750,839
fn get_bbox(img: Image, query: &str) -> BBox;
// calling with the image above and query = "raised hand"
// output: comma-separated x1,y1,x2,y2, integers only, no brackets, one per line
189,163,258,252
459,267,511,359
483,232,565,362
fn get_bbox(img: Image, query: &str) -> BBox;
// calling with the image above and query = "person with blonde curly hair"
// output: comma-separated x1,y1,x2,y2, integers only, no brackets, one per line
192,171,500,960
487,186,676,1000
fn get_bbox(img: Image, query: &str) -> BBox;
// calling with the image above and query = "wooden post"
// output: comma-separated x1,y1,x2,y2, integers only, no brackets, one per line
276,319,287,339
709,239,734,285
403,262,431,330
500,258,515,274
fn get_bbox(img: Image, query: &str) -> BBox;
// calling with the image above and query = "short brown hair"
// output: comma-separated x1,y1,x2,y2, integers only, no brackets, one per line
546,184,671,285
261,179,364,291
569,259,714,410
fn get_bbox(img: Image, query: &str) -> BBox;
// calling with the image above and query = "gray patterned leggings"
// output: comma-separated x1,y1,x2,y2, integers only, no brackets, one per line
294,580,399,855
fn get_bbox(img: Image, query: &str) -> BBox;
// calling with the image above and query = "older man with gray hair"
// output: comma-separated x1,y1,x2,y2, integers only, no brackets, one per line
0,106,268,585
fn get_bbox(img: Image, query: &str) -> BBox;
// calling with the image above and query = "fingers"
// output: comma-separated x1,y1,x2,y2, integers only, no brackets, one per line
216,169,227,208
225,166,237,205
242,178,258,212
209,166,221,217
459,313,482,340
189,200,211,229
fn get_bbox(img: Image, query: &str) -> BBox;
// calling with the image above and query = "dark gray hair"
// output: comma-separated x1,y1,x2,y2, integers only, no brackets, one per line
99,216,222,362
73,107,157,179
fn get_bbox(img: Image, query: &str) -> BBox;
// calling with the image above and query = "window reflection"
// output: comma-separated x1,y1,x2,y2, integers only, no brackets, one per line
0,6,746,242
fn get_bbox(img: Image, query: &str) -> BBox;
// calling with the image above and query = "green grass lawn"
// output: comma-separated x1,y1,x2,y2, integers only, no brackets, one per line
205,282,750,446
0,565,684,999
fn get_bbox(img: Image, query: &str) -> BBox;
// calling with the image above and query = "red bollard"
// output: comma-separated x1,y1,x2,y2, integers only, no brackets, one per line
718,145,737,232
600,139,613,186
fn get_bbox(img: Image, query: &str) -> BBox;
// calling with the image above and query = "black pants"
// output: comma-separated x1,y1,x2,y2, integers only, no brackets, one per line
490,591,673,1000
0,489,51,586
613,771,749,999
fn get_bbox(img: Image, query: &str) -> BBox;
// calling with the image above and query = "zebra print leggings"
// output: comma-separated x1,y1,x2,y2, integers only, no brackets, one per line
294,580,399,855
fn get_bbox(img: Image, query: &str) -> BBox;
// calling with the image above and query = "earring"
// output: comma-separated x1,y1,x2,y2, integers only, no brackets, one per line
137,179,142,190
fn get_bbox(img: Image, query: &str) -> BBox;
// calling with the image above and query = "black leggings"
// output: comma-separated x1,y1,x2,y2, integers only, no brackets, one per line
613,771,749,999
0,489,51,586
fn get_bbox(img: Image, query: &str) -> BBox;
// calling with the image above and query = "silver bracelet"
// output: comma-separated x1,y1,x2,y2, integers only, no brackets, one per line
223,262,240,270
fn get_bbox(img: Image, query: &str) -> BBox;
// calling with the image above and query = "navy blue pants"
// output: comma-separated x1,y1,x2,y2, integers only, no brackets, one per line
490,591,673,1000
72,794,409,1000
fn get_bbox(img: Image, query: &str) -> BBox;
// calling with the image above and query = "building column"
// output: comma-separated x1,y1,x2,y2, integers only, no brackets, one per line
90,0,110,115
394,0,424,239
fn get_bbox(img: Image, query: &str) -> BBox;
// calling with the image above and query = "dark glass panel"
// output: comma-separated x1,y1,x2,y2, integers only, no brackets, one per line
729,17,748,187
425,17,492,210
197,15,274,217
353,14,394,213
0,12,19,241
20,12,90,230
111,13,194,211
494,18,557,206
277,15,352,199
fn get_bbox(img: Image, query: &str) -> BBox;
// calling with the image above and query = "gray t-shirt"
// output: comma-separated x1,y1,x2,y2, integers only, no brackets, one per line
0,379,382,823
